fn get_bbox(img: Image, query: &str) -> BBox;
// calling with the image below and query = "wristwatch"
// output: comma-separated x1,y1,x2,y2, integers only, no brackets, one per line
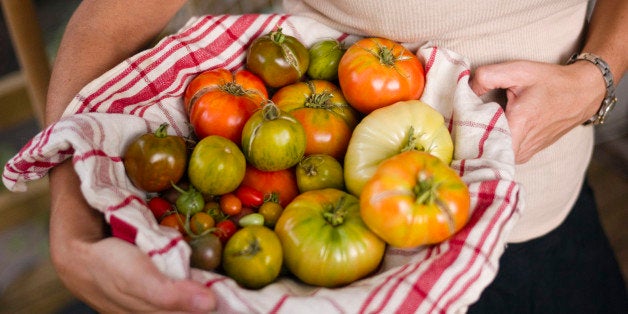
566,52,618,125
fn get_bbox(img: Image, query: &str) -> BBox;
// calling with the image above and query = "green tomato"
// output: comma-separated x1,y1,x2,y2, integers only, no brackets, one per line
274,188,386,287
307,39,345,81
241,101,306,171
238,213,265,227
222,225,283,289
295,154,344,193
188,135,246,196
246,28,309,88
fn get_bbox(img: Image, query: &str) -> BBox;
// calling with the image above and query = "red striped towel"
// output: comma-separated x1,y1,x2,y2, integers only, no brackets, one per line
3,14,522,313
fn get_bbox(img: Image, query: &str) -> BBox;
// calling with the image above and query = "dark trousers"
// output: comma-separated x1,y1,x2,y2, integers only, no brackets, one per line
469,181,628,314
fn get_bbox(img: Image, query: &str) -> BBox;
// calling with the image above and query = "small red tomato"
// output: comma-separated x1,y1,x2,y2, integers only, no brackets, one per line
190,212,216,236
234,185,265,208
147,196,173,221
220,193,242,216
160,213,186,236
214,220,238,244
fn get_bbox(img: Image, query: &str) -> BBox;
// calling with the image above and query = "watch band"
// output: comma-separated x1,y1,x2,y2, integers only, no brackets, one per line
567,52,618,125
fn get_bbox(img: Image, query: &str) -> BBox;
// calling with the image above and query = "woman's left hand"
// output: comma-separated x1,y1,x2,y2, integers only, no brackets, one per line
470,60,606,163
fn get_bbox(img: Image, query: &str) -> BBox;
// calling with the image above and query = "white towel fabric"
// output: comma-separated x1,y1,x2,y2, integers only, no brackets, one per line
3,14,522,313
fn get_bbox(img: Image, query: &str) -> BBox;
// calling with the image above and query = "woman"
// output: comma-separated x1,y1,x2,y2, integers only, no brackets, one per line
46,0,626,312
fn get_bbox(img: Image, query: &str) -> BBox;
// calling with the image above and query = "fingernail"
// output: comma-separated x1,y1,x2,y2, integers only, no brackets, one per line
192,293,215,311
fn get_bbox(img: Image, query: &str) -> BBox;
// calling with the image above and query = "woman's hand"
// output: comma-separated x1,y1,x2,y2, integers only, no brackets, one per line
469,60,606,163
49,161,216,313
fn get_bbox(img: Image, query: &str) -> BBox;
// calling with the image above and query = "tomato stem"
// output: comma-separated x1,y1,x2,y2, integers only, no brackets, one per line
261,101,281,120
414,170,437,205
235,237,262,257
269,28,286,44
154,123,169,138
323,196,347,226
401,126,425,153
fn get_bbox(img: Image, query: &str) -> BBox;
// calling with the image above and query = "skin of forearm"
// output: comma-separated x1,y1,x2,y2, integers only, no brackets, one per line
45,0,187,126
581,0,627,83
46,0,186,281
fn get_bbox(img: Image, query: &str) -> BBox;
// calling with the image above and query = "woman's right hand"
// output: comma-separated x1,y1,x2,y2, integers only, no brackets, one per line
49,161,216,313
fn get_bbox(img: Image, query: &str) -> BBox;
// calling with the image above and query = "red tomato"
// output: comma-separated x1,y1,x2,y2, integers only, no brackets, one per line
220,193,243,216
234,185,265,208
160,213,187,236
240,165,299,208
272,80,359,160
338,37,425,114
214,220,238,244
147,196,173,221
360,150,470,248
183,68,268,142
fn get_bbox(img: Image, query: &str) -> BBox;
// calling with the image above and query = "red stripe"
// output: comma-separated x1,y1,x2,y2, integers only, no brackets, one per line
457,69,470,83
477,110,503,158
147,236,184,257
76,15,223,114
73,149,122,163
400,180,500,313
360,248,435,312
106,194,144,212
110,214,138,244
269,294,289,314
424,46,438,74
439,181,518,310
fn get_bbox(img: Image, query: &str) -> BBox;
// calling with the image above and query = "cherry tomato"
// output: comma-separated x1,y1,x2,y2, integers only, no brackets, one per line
234,185,265,208
240,165,299,208
189,212,215,235
307,39,345,81
172,183,205,216
272,80,359,160
338,37,425,114
258,199,283,229
246,28,309,88
220,193,242,216
214,219,238,244
189,233,222,271
160,212,186,236
147,196,173,221
183,69,267,142
123,123,187,192
295,154,344,193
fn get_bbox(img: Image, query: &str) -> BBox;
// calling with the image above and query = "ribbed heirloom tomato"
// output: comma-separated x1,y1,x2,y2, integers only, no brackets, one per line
360,150,470,248
275,188,385,287
272,80,359,160
183,68,267,142
338,37,425,114
344,100,454,196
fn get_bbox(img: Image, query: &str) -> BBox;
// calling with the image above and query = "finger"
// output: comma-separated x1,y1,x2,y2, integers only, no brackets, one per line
470,62,531,96
98,238,216,313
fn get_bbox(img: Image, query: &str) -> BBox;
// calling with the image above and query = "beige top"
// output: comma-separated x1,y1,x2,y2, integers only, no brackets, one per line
283,0,594,243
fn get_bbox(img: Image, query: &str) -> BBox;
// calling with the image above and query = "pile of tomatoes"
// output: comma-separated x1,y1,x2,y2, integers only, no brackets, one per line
122,28,471,289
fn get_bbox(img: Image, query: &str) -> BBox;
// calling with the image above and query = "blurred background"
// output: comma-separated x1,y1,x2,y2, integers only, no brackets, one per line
0,0,625,313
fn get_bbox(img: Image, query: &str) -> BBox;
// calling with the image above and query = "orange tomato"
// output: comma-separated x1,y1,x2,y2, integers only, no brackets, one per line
272,80,359,160
360,150,470,248
338,37,425,114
